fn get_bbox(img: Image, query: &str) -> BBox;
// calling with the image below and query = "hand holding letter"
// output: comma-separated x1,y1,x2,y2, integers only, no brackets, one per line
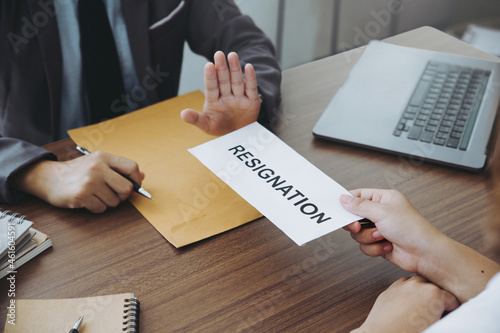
340,188,500,303
340,189,442,274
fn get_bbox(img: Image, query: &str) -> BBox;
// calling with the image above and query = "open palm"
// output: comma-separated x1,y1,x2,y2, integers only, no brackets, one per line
181,51,261,135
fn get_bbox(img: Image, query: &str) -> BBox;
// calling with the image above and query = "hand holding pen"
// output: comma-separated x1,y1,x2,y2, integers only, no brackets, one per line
76,146,152,200
10,143,151,213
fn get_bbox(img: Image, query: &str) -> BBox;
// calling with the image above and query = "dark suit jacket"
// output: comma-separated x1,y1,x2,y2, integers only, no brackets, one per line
0,0,281,203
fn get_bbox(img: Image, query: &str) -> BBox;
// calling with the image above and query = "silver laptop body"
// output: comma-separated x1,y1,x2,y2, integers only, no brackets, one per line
313,41,500,171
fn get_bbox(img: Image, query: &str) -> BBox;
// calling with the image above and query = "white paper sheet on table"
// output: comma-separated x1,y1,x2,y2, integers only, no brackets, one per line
188,122,361,246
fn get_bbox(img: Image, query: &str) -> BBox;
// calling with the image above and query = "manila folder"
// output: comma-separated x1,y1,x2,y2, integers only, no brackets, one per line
68,91,262,247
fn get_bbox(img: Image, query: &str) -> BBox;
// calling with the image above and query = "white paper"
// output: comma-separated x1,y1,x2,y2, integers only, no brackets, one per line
462,24,500,57
188,122,361,246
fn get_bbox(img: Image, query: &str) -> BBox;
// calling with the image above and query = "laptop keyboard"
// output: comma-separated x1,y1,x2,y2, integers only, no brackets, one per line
393,61,490,150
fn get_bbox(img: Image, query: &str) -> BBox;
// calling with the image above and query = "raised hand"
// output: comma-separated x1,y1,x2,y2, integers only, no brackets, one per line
180,51,261,135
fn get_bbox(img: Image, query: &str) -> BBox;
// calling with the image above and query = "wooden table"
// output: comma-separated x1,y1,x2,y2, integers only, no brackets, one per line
1,27,498,332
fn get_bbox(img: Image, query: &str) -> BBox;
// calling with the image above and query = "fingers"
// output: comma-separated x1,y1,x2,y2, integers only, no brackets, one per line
244,63,260,100
340,189,401,222
204,62,219,104
389,275,415,288
340,191,391,257
12,154,145,214
105,152,143,186
214,50,231,96
340,194,383,222
351,227,384,244
343,221,361,233
211,51,259,99
193,51,261,136
359,241,393,257
78,152,142,212
350,188,375,200
84,195,108,214
349,188,391,203
228,52,244,97
102,167,134,202
404,276,460,312
442,289,460,312
345,221,392,257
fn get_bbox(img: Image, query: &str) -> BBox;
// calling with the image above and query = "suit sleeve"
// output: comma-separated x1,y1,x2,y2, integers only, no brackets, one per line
186,0,282,126
0,3,56,204
0,138,56,204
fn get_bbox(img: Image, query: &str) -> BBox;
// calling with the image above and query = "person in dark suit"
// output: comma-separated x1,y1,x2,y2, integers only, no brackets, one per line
0,0,281,213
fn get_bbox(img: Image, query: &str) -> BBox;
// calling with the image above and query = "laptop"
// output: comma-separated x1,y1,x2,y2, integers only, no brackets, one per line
312,41,500,171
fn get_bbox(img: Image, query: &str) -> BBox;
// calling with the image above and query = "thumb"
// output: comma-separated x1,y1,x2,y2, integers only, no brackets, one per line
180,109,209,132
340,194,382,222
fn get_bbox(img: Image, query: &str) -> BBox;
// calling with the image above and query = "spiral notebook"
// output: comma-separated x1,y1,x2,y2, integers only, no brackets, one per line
0,210,33,259
0,209,52,279
3,293,140,332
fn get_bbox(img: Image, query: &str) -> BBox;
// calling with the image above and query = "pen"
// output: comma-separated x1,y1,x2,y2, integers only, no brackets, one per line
69,316,83,333
76,146,153,200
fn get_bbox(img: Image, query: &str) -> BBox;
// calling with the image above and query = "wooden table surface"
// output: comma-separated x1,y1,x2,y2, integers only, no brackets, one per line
1,27,498,332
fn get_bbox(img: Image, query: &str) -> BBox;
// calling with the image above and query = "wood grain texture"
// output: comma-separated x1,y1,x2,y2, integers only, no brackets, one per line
1,27,498,332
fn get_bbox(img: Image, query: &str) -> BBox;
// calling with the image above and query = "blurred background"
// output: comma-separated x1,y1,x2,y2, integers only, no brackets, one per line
179,0,500,94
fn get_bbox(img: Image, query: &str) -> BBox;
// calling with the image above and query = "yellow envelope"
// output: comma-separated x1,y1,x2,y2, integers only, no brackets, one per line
68,91,262,247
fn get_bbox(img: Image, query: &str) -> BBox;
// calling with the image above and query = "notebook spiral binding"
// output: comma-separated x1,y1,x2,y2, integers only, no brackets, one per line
123,297,140,332
0,209,27,224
